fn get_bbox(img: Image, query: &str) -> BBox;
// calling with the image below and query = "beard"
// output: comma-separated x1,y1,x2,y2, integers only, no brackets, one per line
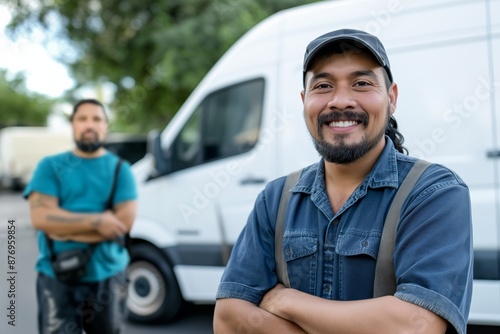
312,109,389,164
75,130,104,153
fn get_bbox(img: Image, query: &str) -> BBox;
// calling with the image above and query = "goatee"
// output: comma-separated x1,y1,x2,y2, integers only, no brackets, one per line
75,140,103,153
312,109,389,164
75,130,103,153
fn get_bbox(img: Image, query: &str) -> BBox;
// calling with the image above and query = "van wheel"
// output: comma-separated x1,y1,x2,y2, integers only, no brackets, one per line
127,244,184,323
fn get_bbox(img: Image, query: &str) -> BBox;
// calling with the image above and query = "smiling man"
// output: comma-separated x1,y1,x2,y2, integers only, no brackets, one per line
24,99,137,334
214,29,473,334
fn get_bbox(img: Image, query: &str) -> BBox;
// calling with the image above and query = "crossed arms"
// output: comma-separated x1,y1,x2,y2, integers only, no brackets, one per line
213,284,447,334
28,191,137,243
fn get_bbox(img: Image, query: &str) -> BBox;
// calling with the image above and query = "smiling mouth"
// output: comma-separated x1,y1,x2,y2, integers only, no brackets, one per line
328,120,360,128
320,110,368,127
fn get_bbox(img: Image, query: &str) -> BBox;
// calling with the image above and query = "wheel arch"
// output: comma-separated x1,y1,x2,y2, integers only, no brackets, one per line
127,239,186,323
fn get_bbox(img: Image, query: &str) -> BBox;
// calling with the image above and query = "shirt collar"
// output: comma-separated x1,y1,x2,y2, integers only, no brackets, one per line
367,136,399,189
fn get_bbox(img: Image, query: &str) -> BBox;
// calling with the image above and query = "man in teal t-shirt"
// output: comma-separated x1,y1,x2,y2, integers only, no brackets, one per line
24,99,138,334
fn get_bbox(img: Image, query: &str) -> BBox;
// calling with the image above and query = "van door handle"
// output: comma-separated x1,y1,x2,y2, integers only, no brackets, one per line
240,177,266,185
487,150,500,158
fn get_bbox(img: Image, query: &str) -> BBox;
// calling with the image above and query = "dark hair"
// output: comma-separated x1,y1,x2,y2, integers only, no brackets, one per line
70,99,107,122
386,115,407,154
380,69,407,154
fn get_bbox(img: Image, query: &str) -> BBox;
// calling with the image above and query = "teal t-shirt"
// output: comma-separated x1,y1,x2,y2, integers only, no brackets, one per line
23,151,138,282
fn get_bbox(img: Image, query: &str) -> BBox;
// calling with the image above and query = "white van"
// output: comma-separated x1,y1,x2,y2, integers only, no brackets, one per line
129,0,500,328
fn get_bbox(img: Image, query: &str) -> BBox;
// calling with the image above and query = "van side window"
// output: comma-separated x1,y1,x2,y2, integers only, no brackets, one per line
171,78,265,171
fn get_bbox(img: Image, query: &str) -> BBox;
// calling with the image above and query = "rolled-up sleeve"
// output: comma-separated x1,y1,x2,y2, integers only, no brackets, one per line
216,181,283,304
395,169,473,334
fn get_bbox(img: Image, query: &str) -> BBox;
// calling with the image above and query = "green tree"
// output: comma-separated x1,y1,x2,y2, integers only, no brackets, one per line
0,70,54,128
5,0,320,133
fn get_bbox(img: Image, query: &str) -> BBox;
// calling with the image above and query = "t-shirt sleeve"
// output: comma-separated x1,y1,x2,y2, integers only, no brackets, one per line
23,157,59,200
113,160,138,204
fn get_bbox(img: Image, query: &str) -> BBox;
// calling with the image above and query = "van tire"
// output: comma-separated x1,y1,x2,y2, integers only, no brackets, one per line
127,244,184,323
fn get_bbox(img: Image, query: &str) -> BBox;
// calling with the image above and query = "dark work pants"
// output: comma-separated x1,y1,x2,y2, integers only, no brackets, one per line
36,271,128,334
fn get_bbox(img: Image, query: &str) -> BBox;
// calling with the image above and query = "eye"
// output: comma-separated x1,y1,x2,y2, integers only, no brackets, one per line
314,83,333,90
354,80,371,87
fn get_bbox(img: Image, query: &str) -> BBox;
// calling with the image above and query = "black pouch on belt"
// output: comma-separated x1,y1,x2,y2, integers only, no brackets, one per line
49,246,95,283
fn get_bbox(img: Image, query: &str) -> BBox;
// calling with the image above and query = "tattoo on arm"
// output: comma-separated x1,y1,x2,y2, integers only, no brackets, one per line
30,194,53,209
91,215,102,228
31,192,103,228
47,215,85,223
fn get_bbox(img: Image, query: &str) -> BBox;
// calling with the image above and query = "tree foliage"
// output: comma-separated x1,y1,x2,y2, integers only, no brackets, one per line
0,70,54,128
6,0,321,133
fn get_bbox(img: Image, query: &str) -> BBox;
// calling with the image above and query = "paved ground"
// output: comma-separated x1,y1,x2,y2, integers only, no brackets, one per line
0,191,213,334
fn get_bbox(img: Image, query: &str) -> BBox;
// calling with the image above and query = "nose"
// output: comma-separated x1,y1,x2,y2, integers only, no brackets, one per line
326,85,357,110
82,117,98,128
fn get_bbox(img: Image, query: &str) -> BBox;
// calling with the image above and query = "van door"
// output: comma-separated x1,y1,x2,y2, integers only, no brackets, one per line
478,0,500,324
168,77,271,247
383,0,499,325
136,74,277,294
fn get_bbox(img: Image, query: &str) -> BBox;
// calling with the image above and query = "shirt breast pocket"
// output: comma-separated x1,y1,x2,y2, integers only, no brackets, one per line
283,233,318,294
335,230,381,299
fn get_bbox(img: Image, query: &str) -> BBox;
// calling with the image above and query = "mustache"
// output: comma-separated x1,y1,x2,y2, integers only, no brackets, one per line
317,111,369,126
81,129,99,136
78,130,100,141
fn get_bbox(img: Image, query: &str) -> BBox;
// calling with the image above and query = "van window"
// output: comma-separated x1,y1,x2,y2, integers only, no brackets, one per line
170,78,264,171
104,135,147,165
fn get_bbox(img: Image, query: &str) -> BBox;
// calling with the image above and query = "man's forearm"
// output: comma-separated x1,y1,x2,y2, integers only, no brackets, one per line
260,285,447,334
214,298,307,334
32,207,103,235
113,200,137,232
48,231,111,243
29,192,130,237
29,191,102,235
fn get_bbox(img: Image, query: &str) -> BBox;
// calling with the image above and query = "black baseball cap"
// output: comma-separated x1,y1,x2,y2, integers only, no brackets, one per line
303,29,393,84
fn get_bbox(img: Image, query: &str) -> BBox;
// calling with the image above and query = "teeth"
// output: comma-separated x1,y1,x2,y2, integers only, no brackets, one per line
329,121,358,127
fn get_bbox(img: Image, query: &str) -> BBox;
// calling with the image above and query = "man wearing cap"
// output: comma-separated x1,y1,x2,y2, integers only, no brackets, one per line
213,29,473,334
24,98,137,333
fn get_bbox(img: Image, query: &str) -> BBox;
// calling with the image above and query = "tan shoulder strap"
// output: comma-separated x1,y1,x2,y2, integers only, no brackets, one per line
274,161,430,294
275,169,302,288
373,159,431,297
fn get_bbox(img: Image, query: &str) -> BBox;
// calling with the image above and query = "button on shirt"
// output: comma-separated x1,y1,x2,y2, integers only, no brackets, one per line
216,139,473,334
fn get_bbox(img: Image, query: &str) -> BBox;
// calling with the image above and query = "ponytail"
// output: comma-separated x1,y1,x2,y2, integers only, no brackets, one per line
386,115,408,155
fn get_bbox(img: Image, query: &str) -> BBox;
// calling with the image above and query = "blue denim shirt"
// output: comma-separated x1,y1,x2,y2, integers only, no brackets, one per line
217,139,473,334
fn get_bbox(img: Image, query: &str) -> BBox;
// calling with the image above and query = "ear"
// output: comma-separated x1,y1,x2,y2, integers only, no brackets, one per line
388,83,398,115
300,90,305,103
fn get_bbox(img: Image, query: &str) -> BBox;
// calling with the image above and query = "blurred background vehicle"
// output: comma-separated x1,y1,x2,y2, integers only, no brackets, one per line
0,126,73,191
104,133,147,165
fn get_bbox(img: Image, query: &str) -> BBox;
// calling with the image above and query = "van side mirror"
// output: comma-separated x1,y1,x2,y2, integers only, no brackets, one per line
147,129,168,177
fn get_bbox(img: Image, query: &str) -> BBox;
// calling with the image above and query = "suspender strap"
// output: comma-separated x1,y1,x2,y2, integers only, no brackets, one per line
275,169,302,288
110,159,131,250
274,160,431,295
107,159,123,210
373,159,431,297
